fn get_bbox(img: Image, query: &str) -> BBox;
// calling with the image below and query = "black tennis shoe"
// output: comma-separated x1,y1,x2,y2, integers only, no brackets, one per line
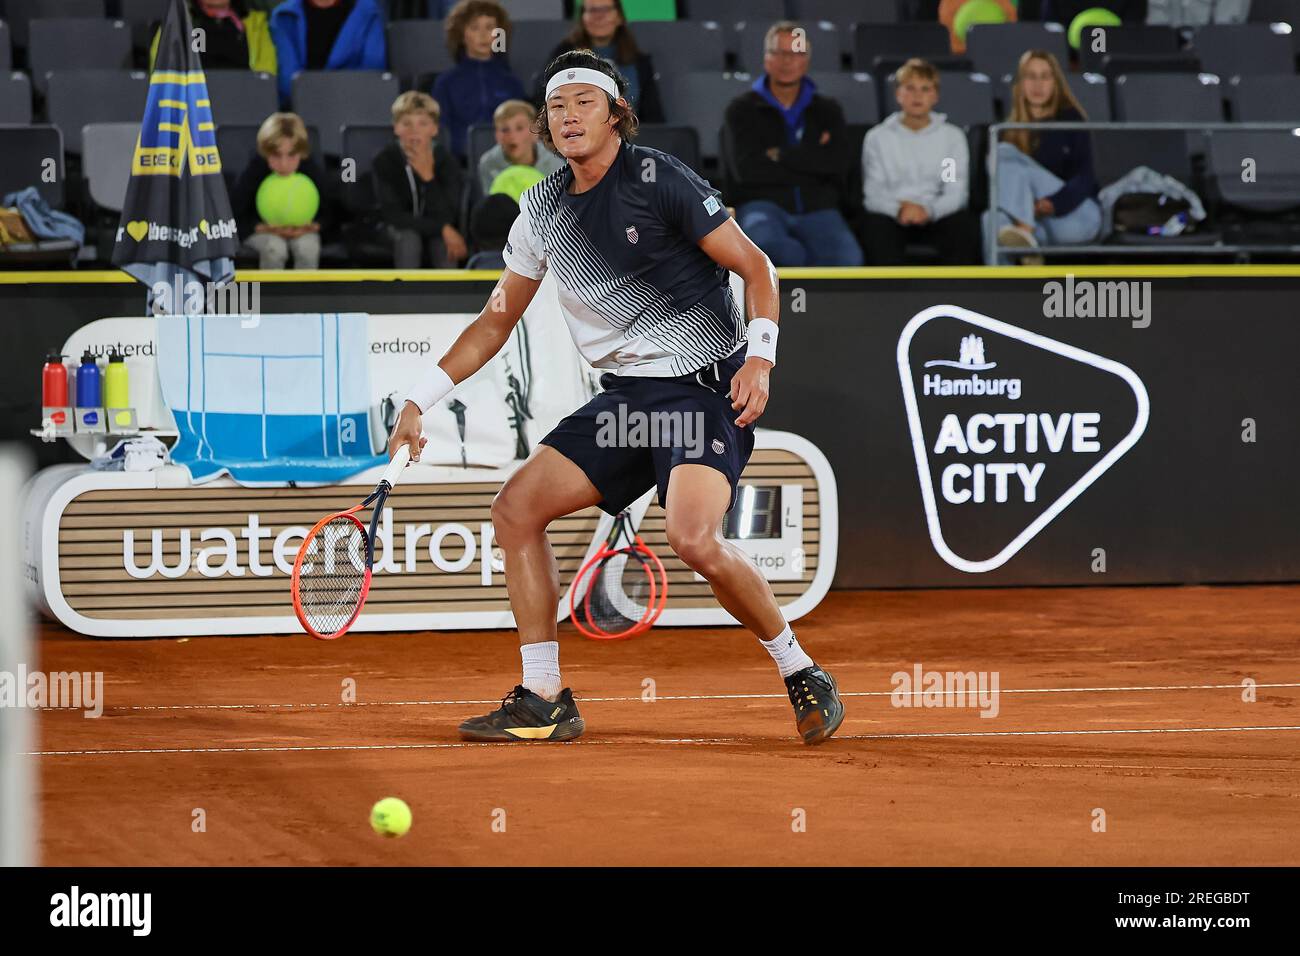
784,664,845,745
458,685,586,742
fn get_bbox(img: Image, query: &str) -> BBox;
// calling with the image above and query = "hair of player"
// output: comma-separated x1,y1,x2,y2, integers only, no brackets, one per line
533,50,639,153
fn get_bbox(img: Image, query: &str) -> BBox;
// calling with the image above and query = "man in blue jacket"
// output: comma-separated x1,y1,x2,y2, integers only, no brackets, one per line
270,0,388,106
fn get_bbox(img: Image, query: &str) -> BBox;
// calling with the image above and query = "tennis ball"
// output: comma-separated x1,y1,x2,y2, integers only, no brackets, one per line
1068,7,1123,50
489,164,545,203
370,797,412,838
953,0,1008,43
255,172,320,227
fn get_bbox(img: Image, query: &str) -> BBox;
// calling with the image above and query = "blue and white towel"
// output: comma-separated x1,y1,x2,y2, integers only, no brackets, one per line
156,312,384,484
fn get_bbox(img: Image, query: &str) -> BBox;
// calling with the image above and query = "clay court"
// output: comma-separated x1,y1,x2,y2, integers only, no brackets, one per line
31,583,1300,867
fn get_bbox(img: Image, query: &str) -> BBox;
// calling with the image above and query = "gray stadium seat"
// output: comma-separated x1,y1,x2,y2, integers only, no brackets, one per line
1077,25,1180,73
0,20,11,71
81,121,139,212
660,71,753,159
1190,23,1296,78
1069,72,1111,122
631,20,726,73
341,124,397,177
387,19,455,81
795,0,898,27
205,71,279,127
635,124,702,174
887,71,995,127
808,71,879,125
46,69,146,153
965,22,1069,82
292,70,400,157
1249,0,1300,22
1227,74,1300,121
0,124,64,207
4,0,104,49
503,18,570,93
0,72,32,124
852,22,949,73
738,19,844,74
498,0,564,18
1209,130,1300,212
466,123,497,177
28,18,131,93
118,0,168,55
686,0,785,27
1104,72,1223,185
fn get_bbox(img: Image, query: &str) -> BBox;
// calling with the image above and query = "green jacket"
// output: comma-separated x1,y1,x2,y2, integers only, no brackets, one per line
149,9,277,75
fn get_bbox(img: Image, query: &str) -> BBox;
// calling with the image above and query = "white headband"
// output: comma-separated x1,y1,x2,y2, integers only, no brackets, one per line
545,67,620,101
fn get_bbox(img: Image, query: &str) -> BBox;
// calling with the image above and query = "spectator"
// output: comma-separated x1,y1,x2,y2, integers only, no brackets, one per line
433,0,526,160
988,49,1101,261
538,0,665,123
467,192,517,268
1147,0,1248,25
477,100,565,195
1018,1,1147,25
939,0,1016,53
722,22,863,267
269,0,387,106
373,91,468,268
149,0,277,74
232,113,332,269
860,59,979,265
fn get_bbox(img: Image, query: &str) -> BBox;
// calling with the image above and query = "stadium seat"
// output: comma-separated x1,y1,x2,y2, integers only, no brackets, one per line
964,22,1069,82
1105,72,1223,188
204,71,278,128
504,19,571,93
996,70,1110,122
387,19,456,84
46,69,146,154
1077,25,1180,73
0,20,11,72
0,124,64,207
466,123,498,178
659,70,751,158
4,0,105,50
635,123,702,174
81,121,138,212
1249,0,1299,22
0,72,32,124
1226,74,1300,122
1209,130,1300,213
796,0,898,28
1190,24,1296,79
341,124,397,180
808,71,879,125
498,0,564,18
117,0,167,58
851,22,949,73
685,0,784,27
630,20,726,73
28,18,132,94
1099,53,1201,78
737,19,844,73
292,71,400,157
886,70,994,126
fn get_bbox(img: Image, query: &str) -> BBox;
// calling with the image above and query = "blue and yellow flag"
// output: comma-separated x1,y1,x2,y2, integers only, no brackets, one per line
112,0,238,308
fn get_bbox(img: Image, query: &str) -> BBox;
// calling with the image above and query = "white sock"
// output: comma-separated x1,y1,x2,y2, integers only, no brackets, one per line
520,641,562,701
759,624,815,679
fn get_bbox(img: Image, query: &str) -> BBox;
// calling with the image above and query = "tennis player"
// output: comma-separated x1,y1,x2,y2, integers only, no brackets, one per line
389,50,845,745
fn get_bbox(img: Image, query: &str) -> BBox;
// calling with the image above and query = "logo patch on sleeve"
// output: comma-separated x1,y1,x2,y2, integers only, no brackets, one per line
703,195,722,215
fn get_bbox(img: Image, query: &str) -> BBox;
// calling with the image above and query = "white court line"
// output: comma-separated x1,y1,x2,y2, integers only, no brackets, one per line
25,724,1300,757
68,681,1300,714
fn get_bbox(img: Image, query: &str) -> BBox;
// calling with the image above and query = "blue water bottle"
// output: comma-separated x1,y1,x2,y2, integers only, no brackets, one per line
75,350,101,408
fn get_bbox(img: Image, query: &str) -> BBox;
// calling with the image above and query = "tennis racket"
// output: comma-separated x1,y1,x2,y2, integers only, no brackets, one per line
290,444,411,640
569,509,668,640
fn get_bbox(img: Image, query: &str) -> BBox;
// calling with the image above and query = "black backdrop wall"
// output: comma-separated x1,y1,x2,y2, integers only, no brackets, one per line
4,273,1298,589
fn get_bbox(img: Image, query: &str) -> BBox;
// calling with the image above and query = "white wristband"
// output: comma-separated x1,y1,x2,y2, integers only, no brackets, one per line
404,364,455,414
745,318,779,366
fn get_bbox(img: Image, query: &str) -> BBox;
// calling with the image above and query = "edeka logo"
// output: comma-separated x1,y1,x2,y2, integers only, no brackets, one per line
897,306,1149,573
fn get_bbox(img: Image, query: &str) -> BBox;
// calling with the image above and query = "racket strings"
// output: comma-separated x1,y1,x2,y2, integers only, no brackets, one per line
580,546,658,636
297,515,369,636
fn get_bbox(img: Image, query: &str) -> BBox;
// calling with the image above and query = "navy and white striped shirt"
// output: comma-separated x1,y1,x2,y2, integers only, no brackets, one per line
503,141,745,377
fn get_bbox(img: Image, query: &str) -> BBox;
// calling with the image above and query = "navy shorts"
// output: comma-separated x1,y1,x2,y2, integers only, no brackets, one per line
540,347,756,516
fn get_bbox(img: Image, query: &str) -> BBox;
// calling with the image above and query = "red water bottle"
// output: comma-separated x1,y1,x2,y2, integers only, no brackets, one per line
42,350,68,407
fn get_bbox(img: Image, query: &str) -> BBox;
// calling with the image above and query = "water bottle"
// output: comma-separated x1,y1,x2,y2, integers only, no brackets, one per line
42,350,68,407
75,350,101,408
104,351,129,408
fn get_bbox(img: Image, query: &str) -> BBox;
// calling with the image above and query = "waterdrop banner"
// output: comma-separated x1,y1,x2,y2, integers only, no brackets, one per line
155,313,384,484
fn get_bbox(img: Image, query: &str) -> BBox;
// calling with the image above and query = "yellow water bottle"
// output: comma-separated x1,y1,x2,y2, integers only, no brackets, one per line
104,351,129,408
